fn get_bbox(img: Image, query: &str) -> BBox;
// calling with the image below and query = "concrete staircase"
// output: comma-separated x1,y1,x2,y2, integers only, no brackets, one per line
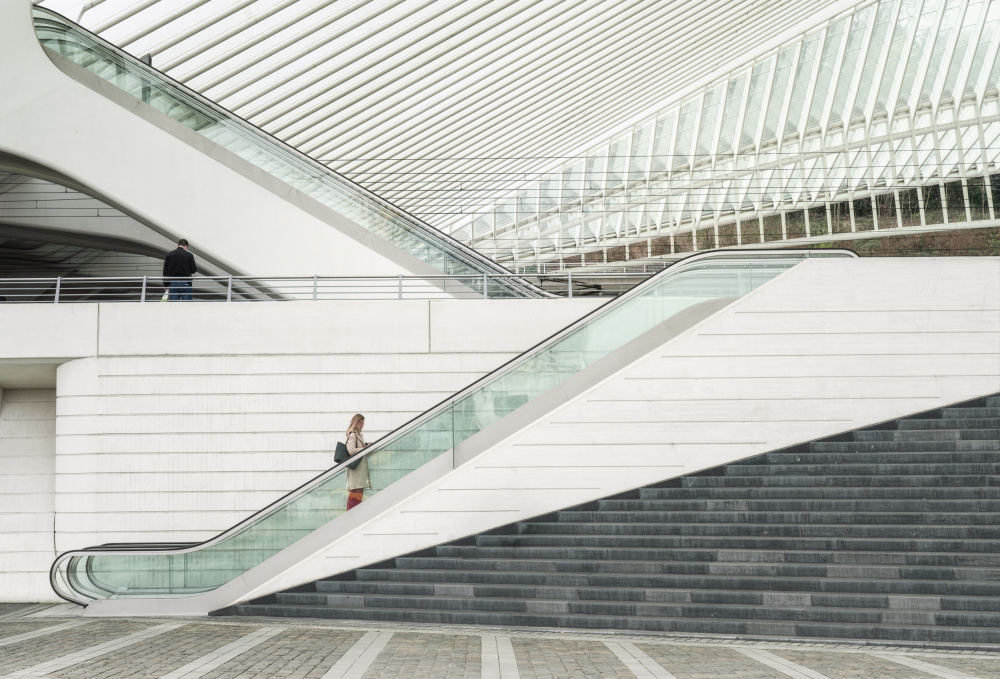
227,394,1000,643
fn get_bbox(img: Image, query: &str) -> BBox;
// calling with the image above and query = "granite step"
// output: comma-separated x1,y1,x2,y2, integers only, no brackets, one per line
545,525,1000,541
809,440,1000,453
424,546,1000,578
232,603,1000,643
899,418,1000,430
352,566,1000,597
638,486,1000,500
476,536,1000,565
550,514,1000,532
313,580,1000,612
764,451,1000,465
507,531,1000,552
274,591,1000,629
855,429,1000,442
943,407,1000,418
597,498,1000,512
723,463,1000,477
682,474,1000,488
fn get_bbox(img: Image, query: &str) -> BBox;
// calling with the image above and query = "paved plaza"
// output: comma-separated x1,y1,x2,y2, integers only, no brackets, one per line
0,604,998,679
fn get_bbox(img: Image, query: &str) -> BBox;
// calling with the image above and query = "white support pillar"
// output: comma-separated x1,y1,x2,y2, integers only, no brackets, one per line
928,0,969,109
971,5,1000,102
951,0,990,104
839,4,883,132
890,0,939,118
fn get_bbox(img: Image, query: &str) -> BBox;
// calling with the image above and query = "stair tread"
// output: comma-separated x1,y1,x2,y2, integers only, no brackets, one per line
288,590,1000,608
365,559,1000,596
276,593,1000,623
313,581,1000,607
234,603,1000,641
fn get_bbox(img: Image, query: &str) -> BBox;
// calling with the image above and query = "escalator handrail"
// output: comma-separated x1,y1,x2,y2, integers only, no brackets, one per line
49,248,857,604
31,7,543,298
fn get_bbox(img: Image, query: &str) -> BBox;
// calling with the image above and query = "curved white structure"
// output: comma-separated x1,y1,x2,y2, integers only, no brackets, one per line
0,2,519,286
36,0,843,228
443,0,1000,269
0,172,222,278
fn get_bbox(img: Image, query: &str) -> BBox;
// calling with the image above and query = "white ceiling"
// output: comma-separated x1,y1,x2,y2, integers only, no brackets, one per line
36,0,840,227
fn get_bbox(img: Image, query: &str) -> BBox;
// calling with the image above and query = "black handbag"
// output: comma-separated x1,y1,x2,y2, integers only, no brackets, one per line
334,441,350,465
336,437,364,470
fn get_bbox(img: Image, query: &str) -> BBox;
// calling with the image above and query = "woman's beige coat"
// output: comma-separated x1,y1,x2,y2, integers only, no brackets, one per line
346,430,371,491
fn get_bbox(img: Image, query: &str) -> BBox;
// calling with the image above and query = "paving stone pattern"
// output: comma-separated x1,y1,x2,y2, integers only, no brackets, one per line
201,628,363,679
58,623,250,679
0,621,155,673
1,614,1000,678
360,633,480,679
916,655,1000,678
774,649,923,679
511,637,635,678
0,619,64,639
635,644,788,679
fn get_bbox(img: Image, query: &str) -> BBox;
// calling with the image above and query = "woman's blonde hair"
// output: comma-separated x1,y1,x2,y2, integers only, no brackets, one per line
346,413,365,437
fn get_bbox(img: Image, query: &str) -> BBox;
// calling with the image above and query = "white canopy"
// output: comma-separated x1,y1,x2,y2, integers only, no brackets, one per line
35,0,844,228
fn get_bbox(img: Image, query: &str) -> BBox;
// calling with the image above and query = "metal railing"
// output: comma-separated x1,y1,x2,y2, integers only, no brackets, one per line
0,273,657,303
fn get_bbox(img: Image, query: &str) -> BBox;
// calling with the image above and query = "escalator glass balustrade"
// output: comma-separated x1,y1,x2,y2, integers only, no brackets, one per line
49,250,854,604
31,8,529,296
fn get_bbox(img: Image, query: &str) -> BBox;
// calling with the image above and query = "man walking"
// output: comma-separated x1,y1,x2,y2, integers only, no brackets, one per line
163,238,197,301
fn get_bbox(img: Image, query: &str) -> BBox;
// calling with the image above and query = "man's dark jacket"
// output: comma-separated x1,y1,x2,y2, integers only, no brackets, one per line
163,247,197,284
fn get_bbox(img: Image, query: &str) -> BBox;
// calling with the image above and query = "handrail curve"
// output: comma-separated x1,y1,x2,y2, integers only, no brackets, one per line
30,7,542,298
49,248,857,605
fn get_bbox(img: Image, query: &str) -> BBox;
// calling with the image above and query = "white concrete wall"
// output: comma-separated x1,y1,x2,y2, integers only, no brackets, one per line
0,389,56,602
0,298,602,601
244,257,1000,600
0,1,465,279
0,175,176,257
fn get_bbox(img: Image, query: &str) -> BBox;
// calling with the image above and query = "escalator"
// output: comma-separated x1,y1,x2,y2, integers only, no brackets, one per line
22,8,538,299
50,249,855,614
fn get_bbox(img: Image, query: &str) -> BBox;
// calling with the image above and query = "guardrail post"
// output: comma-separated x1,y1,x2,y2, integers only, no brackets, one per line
483,273,488,300
312,275,317,301
227,276,233,302
54,277,61,304
398,275,403,300
140,276,147,302
567,271,573,298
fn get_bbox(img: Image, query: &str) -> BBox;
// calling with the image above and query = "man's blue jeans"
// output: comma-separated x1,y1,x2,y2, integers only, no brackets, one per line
168,281,193,301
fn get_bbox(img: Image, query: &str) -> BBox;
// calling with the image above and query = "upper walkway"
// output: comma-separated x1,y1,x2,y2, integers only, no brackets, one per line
0,3,527,292
0,272,648,303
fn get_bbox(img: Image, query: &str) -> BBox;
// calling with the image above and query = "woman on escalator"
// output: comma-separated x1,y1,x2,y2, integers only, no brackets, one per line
345,414,371,510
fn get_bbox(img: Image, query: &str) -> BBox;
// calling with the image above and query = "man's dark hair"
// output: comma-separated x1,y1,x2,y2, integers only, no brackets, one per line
178,238,189,247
